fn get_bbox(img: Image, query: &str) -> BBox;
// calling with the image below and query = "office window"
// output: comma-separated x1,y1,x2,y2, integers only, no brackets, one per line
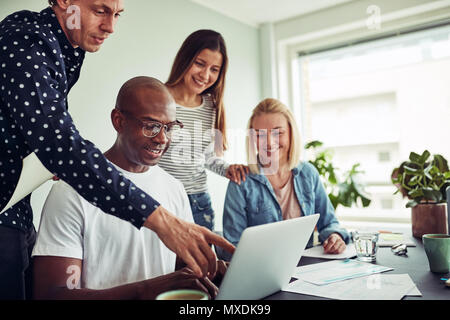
380,198,394,210
378,151,390,163
297,25,450,222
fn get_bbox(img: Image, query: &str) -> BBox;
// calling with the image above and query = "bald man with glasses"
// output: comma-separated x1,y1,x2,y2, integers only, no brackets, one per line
32,77,227,299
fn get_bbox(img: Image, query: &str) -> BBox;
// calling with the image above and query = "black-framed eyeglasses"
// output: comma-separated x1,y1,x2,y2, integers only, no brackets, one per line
118,109,183,138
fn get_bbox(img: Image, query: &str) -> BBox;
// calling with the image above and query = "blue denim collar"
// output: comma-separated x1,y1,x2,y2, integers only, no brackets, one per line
248,161,305,186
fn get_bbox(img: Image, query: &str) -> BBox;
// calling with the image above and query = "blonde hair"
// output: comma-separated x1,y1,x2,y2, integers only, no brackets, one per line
246,98,301,174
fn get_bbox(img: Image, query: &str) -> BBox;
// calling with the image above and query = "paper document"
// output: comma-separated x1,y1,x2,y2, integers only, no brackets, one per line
0,153,53,214
284,274,420,300
303,245,357,260
292,259,393,285
378,233,416,247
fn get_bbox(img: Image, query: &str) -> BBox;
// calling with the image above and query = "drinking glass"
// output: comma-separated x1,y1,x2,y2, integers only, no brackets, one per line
354,231,379,262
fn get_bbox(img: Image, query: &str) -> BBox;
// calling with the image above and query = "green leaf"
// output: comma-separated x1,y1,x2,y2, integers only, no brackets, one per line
408,175,420,186
423,189,442,203
409,152,422,163
432,154,449,172
328,193,339,210
403,165,419,174
419,150,431,164
391,173,401,184
424,170,433,180
305,140,323,149
328,167,338,185
408,189,424,198
427,165,439,176
359,194,371,207
406,199,419,208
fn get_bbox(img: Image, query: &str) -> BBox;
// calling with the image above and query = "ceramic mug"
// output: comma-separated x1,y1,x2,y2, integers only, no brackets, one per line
156,289,209,300
422,234,450,273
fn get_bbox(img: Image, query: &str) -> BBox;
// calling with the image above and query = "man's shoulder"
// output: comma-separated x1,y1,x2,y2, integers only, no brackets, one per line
153,165,184,189
1,9,46,34
150,166,192,220
1,9,36,27
41,180,86,218
50,179,81,199
0,8,57,48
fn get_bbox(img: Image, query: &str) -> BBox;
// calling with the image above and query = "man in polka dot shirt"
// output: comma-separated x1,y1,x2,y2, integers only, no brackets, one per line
0,0,234,299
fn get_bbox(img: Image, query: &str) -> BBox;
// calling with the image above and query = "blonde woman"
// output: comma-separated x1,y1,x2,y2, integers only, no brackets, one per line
222,98,349,258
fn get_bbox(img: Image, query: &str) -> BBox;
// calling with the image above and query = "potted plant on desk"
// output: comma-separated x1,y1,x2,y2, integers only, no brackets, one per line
391,150,450,238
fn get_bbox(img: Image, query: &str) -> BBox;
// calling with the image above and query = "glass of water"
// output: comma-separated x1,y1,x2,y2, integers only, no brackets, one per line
354,231,379,262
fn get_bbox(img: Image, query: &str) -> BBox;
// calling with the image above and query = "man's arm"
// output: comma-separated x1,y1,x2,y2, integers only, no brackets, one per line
144,208,234,277
175,256,228,288
0,30,233,277
33,256,137,299
0,31,158,229
33,256,219,300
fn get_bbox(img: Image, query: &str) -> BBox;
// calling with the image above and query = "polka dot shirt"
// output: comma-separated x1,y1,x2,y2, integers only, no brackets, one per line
0,7,160,232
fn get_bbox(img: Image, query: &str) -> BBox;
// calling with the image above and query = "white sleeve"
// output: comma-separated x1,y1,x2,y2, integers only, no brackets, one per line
32,181,85,259
204,140,230,177
175,179,194,224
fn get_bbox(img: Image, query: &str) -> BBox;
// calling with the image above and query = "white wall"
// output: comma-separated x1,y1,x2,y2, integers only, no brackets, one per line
0,0,262,230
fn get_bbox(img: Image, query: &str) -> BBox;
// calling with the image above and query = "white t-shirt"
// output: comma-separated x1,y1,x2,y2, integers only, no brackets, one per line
32,164,193,290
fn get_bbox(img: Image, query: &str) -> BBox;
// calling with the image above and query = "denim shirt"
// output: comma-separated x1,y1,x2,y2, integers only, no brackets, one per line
223,161,350,252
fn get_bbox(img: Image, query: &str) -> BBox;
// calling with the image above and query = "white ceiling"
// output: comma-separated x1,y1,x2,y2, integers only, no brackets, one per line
190,0,355,27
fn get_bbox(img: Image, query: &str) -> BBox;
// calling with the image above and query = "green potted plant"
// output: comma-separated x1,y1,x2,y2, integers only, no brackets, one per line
305,140,371,210
391,150,450,238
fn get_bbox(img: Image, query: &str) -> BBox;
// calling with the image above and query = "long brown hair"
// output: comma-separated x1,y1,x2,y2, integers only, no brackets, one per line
166,29,229,154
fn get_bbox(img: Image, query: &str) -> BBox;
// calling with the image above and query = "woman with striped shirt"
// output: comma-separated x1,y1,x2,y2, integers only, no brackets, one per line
158,29,248,231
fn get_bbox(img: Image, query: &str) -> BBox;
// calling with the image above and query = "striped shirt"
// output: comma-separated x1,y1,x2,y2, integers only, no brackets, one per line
159,94,229,194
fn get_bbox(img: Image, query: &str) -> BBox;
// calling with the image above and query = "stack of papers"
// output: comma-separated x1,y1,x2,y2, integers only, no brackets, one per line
285,274,421,300
302,245,357,260
378,232,416,247
292,259,393,285
283,260,421,300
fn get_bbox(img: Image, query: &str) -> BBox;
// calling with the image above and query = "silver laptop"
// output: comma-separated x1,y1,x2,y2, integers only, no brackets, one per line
216,214,319,300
